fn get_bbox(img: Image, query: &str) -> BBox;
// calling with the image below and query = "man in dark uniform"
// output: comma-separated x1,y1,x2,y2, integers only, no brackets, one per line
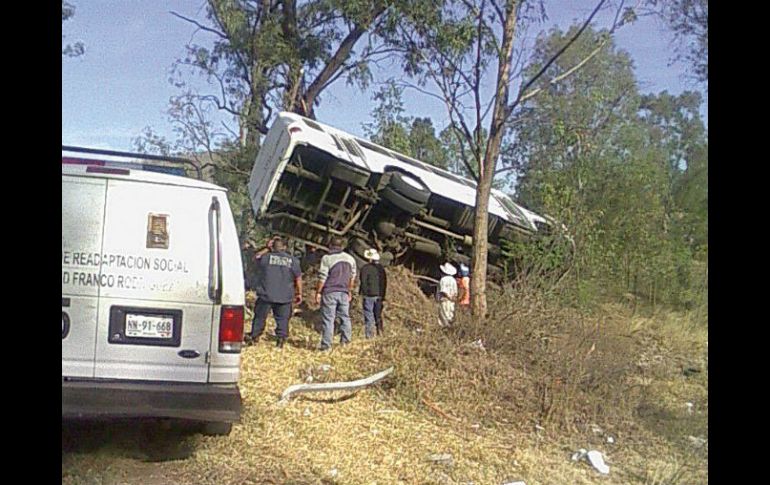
247,236,303,348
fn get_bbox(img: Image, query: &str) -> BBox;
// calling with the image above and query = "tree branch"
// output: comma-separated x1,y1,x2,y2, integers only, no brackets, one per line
507,0,607,116
170,11,227,39
302,5,388,117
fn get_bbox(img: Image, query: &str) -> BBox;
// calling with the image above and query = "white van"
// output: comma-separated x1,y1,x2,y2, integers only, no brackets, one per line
62,157,245,435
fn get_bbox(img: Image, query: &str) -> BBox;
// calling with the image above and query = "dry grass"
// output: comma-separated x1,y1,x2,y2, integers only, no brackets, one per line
62,267,707,485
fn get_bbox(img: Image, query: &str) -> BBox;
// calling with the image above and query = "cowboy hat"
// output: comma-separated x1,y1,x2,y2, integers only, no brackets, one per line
364,248,381,261
440,262,457,276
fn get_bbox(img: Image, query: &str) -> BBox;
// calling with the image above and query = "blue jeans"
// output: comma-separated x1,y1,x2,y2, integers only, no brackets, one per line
362,296,383,338
320,292,351,349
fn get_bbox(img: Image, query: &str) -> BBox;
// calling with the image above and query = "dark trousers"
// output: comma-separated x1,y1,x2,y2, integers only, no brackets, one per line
251,299,292,340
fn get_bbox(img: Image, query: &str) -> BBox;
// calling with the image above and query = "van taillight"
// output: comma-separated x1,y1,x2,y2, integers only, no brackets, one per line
219,306,244,353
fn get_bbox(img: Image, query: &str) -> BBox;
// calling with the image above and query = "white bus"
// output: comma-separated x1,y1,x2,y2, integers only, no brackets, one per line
248,112,560,277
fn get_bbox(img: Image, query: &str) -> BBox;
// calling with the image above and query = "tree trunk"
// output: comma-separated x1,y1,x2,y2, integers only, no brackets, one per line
469,0,518,318
471,176,492,317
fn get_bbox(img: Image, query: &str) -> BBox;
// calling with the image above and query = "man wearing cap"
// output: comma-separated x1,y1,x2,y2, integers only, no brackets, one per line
359,248,387,338
315,237,358,350
437,262,459,327
248,236,303,348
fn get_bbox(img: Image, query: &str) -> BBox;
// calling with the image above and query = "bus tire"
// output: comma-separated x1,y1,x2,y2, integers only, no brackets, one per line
380,186,424,215
386,171,431,204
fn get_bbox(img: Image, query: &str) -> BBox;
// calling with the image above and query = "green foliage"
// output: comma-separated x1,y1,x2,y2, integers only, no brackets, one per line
364,81,450,170
512,26,707,312
655,0,708,86
62,1,84,57
137,0,412,251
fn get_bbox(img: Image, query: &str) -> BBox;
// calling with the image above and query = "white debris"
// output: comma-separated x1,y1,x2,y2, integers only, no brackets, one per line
586,450,610,474
591,425,604,435
470,339,487,351
685,402,694,414
571,449,588,461
304,375,314,383
535,424,545,432
319,364,332,372
329,468,338,478
303,407,311,417
606,436,615,444
687,436,707,448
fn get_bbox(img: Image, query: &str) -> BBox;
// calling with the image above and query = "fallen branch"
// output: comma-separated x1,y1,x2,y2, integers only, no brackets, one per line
279,367,394,402
421,395,460,422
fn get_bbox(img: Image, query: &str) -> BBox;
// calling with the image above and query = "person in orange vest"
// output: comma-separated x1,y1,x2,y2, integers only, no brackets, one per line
457,263,471,309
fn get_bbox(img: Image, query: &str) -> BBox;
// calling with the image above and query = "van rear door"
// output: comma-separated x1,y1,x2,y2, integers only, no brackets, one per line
93,180,220,383
62,175,106,378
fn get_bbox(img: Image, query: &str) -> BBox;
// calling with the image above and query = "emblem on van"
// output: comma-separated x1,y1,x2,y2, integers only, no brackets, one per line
147,214,169,249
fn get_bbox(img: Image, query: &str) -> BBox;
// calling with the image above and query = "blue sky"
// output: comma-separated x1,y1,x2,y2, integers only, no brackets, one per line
62,1,707,151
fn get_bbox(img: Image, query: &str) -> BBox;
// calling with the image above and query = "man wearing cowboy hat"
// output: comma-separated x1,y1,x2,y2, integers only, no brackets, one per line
359,248,387,338
437,262,459,327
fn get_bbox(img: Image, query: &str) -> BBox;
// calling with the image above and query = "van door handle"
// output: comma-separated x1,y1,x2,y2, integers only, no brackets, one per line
208,196,223,304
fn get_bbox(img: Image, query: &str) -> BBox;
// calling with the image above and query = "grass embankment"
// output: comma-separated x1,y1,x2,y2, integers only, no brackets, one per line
62,267,707,485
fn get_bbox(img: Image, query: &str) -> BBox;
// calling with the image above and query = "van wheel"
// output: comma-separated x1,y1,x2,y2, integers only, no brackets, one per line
328,161,370,188
200,421,233,436
379,186,424,215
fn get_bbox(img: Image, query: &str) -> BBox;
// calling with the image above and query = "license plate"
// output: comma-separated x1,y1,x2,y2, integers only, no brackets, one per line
125,313,174,339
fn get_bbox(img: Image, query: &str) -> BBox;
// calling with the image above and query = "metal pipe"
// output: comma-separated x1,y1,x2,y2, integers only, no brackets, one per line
312,178,333,219
412,219,473,246
264,212,345,236
283,163,324,183
265,210,362,237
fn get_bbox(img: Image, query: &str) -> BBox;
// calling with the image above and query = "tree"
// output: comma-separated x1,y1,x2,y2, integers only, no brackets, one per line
657,0,708,86
62,1,84,57
513,28,708,308
163,0,407,150
137,0,408,243
364,81,450,169
381,0,633,316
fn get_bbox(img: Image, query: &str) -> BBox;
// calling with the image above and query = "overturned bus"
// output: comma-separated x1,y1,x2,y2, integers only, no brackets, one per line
248,112,566,278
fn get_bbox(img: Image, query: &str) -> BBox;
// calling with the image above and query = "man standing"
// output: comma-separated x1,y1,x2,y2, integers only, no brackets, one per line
359,248,387,338
457,263,471,310
315,237,357,350
437,262,458,327
248,236,302,348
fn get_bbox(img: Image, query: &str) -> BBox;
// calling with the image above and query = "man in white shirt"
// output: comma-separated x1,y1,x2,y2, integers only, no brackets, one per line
437,262,458,327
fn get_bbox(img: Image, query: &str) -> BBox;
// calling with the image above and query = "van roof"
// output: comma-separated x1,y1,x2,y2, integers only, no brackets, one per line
62,164,227,192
